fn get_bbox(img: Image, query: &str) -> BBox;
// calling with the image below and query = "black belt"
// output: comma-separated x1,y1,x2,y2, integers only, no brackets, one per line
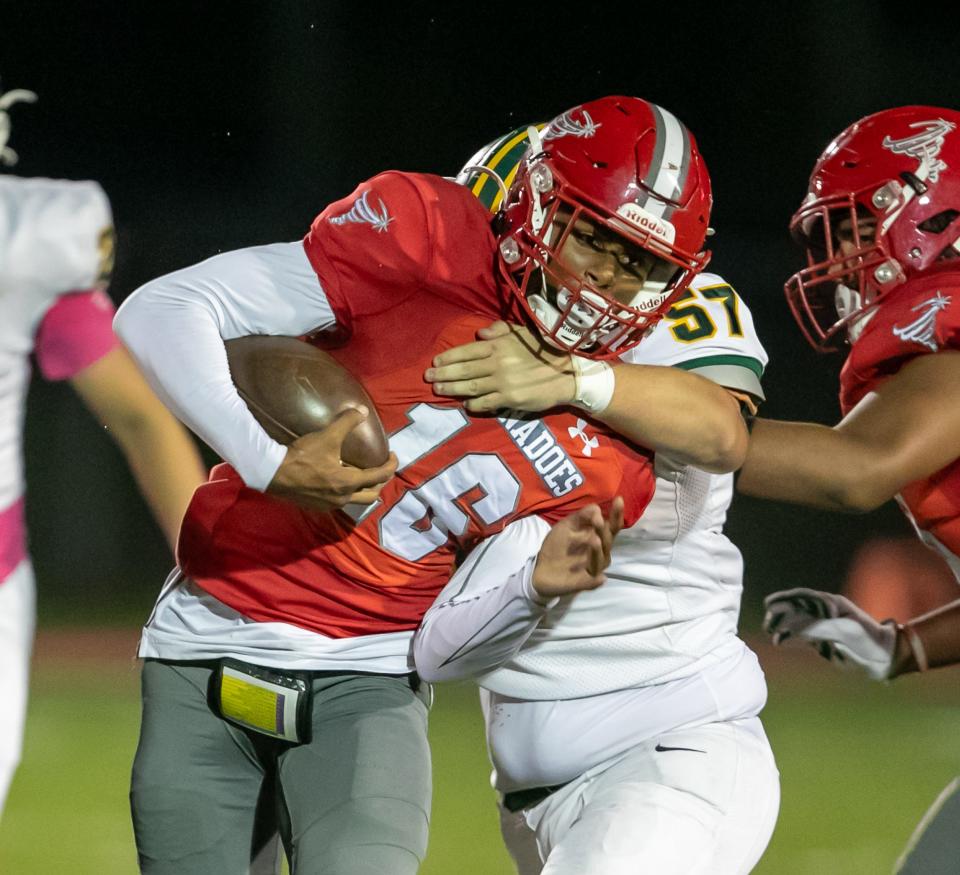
502,782,568,813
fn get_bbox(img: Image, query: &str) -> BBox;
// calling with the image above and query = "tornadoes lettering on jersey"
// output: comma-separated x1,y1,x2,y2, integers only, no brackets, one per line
498,413,585,498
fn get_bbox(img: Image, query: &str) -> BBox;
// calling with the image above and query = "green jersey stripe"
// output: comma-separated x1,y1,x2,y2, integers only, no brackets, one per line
672,354,765,379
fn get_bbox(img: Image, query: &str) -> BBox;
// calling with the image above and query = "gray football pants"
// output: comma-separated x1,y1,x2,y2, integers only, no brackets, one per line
130,659,432,875
895,777,960,875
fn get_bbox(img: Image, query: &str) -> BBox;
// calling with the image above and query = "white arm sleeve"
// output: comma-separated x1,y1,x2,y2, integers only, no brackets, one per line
114,242,336,490
413,516,557,683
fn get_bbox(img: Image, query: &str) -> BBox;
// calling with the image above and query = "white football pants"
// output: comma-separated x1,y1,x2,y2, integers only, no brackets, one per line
0,560,35,817
499,717,780,875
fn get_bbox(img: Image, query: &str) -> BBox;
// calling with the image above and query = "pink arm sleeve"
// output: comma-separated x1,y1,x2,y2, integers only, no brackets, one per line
34,289,119,381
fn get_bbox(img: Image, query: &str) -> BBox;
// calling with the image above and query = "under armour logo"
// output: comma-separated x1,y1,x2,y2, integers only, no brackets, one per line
567,418,599,456
883,119,956,183
329,190,394,232
892,293,951,351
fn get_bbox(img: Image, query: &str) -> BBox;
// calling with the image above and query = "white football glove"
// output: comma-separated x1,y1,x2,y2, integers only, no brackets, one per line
763,587,897,681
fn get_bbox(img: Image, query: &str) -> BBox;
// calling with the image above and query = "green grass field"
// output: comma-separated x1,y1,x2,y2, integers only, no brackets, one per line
0,631,957,874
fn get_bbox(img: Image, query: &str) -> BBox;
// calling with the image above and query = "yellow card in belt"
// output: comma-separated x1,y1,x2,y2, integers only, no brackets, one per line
219,665,304,742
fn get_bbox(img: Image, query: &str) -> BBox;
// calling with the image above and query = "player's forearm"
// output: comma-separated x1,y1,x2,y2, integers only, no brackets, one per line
109,413,207,553
737,419,894,511
413,560,550,683
414,518,555,682
891,598,960,678
113,243,335,490
115,285,285,490
596,363,747,473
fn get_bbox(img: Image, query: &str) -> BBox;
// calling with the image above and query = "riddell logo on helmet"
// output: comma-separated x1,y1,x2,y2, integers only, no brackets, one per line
882,119,956,183
635,289,670,313
616,203,676,244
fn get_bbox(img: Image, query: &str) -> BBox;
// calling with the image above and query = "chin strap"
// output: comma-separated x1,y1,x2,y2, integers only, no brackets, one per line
526,124,544,156
525,125,551,235
459,164,508,207
875,154,935,236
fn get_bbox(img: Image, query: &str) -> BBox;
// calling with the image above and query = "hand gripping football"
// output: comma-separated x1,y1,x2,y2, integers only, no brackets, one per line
225,335,389,469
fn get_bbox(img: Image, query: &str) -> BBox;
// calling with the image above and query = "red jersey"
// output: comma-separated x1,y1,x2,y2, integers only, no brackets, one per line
178,172,655,638
840,272,960,574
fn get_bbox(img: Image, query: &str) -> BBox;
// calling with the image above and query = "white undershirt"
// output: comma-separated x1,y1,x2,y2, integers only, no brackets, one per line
140,570,415,673
113,242,335,490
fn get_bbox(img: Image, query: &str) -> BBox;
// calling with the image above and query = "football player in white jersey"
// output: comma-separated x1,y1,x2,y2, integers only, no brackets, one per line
0,84,207,816
411,128,780,874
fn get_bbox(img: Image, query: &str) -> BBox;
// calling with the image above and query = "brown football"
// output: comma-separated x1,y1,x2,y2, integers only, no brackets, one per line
225,335,389,469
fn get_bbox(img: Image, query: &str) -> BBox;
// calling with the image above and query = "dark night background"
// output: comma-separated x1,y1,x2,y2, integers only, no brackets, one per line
4,1,957,625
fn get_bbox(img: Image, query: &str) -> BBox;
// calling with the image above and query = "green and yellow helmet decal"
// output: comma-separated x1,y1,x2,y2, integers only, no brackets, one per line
455,123,546,213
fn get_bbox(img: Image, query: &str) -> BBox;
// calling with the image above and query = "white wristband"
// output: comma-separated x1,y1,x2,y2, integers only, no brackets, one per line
571,356,616,414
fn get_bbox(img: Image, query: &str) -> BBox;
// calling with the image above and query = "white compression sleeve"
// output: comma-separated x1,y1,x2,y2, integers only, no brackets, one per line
413,516,557,683
114,242,336,490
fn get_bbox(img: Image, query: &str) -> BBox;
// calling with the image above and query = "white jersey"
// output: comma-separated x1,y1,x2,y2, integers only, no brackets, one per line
414,272,770,789
0,176,111,509
0,176,115,586
0,175,114,815
437,270,767,696
531,269,766,692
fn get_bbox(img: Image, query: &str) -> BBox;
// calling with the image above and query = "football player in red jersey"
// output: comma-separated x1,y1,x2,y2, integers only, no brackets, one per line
115,96,748,875
732,106,960,874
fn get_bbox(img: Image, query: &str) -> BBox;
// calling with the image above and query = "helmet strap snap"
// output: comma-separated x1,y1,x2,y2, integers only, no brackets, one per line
499,237,521,264
872,259,902,285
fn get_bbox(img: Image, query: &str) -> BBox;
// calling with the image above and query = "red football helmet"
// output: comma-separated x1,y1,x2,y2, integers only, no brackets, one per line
787,105,960,351
493,96,712,358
